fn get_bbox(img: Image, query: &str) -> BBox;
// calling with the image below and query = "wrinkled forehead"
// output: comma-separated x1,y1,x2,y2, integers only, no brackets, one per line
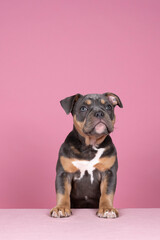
77,94,110,106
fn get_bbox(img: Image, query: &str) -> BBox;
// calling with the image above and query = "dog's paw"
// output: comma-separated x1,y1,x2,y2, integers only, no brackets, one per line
50,206,72,218
97,208,119,218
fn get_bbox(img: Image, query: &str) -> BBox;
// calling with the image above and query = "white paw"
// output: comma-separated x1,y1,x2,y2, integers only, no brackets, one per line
50,207,72,218
97,208,119,218
104,210,117,218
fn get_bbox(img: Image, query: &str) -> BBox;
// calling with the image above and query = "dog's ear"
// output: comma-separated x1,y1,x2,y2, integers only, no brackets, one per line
103,92,123,108
60,94,82,114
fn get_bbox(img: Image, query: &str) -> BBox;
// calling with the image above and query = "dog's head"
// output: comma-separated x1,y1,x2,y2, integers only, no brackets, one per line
60,93,123,143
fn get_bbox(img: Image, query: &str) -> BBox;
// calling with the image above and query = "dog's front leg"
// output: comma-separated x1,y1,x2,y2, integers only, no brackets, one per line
50,173,72,218
97,169,119,218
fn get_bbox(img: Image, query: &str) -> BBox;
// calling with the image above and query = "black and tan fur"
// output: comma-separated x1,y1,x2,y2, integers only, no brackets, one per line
50,93,123,218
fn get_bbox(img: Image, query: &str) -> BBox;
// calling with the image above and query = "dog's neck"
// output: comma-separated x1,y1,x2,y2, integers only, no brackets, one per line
73,125,108,148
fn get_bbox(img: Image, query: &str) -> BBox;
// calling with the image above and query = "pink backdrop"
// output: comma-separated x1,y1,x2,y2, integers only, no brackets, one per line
0,0,160,208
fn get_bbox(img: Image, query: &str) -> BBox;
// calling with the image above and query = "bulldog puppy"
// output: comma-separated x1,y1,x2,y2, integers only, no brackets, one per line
50,93,123,218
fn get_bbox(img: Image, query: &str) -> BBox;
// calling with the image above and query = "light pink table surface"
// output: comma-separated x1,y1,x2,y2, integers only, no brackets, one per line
0,209,160,240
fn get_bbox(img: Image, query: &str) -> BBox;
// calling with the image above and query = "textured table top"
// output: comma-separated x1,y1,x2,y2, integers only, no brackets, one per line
0,209,160,240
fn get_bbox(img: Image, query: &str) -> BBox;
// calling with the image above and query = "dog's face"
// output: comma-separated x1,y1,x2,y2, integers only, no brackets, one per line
60,93,123,139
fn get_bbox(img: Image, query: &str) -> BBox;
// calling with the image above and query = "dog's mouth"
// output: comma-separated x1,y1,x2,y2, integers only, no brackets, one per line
94,122,107,134
84,120,109,135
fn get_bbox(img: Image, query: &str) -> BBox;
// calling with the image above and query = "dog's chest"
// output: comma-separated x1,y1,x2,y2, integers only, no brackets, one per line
72,148,105,183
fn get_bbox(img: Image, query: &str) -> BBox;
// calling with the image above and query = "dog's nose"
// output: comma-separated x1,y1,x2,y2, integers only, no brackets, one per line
94,111,104,118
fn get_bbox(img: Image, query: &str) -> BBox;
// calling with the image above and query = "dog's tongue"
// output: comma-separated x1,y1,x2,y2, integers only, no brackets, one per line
95,123,106,134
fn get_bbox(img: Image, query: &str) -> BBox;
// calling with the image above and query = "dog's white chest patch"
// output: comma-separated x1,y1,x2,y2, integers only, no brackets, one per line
72,147,105,184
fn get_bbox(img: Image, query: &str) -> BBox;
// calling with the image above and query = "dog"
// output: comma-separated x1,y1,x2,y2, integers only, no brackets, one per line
50,92,123,218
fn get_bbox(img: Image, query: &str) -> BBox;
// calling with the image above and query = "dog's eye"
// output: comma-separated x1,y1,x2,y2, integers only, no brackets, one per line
106,104,112,110
80,106,88,112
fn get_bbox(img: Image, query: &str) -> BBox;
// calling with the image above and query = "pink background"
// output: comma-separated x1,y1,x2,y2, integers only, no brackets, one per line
0,0,160,209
